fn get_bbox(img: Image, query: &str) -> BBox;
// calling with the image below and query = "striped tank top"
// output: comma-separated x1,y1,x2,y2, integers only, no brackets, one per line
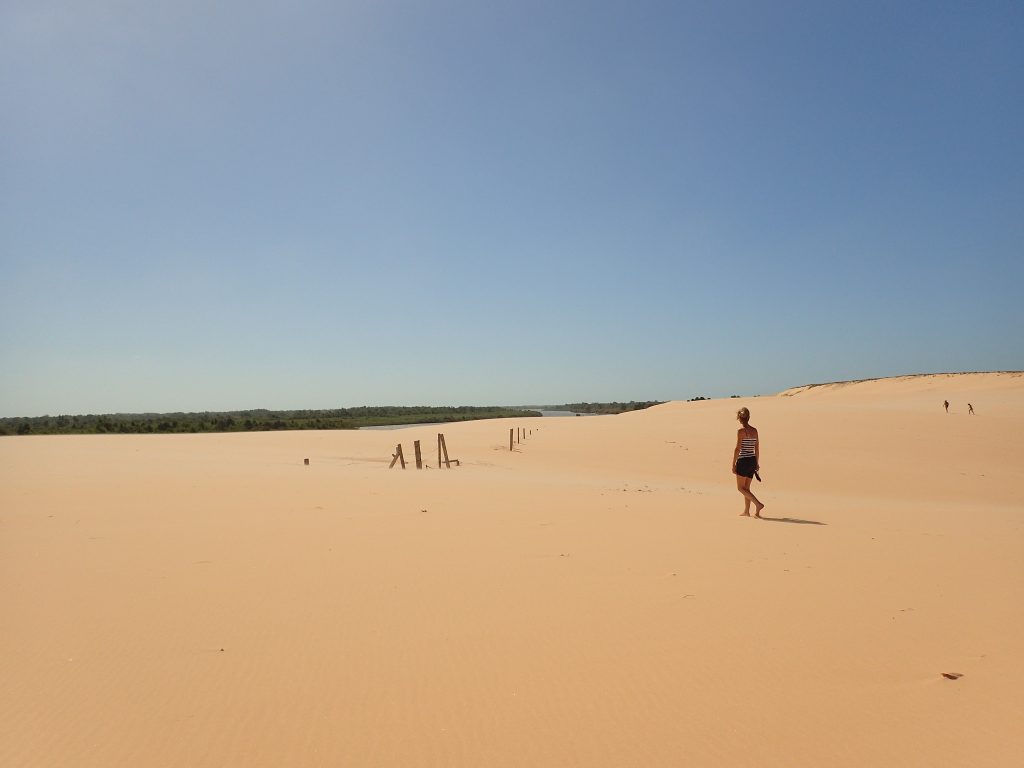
737,435,757,458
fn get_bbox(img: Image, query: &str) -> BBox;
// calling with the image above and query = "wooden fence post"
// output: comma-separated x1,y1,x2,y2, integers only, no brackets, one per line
414,440,422,469
389,444,406,469
438,433,452,468
510,428,514,451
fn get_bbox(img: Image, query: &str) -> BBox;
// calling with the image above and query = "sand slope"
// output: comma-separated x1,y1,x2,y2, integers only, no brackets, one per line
2,372,1021,767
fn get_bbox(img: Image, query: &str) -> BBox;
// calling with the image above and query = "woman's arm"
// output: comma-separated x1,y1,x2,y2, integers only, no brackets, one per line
732,429,742,473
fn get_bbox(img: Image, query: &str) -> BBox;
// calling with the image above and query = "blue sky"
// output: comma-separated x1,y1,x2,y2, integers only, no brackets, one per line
2,1,1022,416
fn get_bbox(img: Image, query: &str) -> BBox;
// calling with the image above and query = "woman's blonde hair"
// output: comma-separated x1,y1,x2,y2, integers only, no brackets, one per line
736,407,750,425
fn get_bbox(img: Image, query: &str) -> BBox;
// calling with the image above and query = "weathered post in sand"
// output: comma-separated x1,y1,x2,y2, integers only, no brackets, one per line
438,433,452,468
389,444,406,469
509,428,514,451
414,440,423,469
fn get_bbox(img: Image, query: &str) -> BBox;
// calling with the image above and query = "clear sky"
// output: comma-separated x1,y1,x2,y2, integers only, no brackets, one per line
2,1,1022,416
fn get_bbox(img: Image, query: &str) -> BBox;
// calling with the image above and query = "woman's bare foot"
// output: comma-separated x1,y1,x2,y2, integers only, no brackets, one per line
740,511,750,516
753,503,765,518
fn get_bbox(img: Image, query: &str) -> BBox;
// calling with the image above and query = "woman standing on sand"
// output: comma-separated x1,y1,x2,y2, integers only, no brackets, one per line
733,407,764,517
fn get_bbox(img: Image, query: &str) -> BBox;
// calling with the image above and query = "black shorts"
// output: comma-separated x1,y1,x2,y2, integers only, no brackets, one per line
735,456,758,478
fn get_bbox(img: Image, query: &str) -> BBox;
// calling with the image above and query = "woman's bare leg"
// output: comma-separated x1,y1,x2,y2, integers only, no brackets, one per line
737,475,751,515
737,476,764,517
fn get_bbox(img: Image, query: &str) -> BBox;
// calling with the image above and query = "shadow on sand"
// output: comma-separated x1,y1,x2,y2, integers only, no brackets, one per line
759,516,827,526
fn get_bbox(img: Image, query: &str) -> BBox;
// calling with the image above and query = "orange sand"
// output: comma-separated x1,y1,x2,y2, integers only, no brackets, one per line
2,372,1022,767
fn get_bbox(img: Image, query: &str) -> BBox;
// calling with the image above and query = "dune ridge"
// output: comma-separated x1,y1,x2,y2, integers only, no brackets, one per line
2,372,1021,767
779,369,1022,396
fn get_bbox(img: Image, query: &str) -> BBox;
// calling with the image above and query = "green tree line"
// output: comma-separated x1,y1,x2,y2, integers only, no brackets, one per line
536,401,663,414
0,406,542,436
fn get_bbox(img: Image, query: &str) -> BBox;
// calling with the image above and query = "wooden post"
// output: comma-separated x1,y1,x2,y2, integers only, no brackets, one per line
389,443,406,469
438,433,452,468
304,458,309,465
414,440,422,469
510,428,514,451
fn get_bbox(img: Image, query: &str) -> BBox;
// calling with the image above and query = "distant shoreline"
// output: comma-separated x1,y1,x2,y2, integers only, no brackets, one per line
0,403,662,436
0,406,542,436
8,372,1018,432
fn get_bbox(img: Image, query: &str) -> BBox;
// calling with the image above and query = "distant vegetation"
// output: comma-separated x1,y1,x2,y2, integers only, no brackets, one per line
0,406,542,436
537,401,663,414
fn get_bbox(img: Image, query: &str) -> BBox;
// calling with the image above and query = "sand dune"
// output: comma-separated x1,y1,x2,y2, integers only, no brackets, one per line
2,372,1021,767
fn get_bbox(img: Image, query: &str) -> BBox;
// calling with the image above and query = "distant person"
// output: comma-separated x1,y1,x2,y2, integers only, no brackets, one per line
968,403,975,415
944,400,949,413
732,407,764,518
